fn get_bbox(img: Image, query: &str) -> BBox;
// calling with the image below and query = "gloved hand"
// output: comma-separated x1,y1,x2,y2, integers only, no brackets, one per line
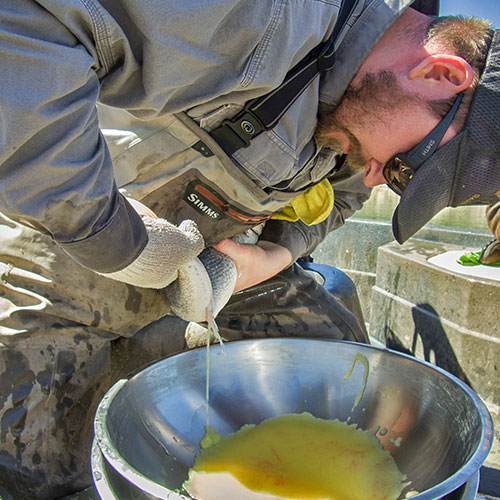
166,225,266,323
100,216,205,289
479,239,500,265
163,247,237,322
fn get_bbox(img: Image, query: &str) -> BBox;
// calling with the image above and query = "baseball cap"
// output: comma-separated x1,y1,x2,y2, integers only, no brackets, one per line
411,0,440,16
392,29,500,243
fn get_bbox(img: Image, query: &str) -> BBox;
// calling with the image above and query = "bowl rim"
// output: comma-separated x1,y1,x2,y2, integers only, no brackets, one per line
93,338,494,500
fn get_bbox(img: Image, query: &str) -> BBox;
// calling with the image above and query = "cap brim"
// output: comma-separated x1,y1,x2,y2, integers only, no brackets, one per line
392,134,463,243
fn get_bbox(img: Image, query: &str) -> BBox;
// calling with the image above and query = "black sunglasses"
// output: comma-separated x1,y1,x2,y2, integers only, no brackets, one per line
382,92,464,196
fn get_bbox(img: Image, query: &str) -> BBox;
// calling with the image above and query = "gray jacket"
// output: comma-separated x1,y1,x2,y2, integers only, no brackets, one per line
0,0,412,272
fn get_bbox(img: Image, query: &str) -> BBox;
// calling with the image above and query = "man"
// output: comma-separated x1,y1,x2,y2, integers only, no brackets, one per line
314,10,500,251
0,0,498,498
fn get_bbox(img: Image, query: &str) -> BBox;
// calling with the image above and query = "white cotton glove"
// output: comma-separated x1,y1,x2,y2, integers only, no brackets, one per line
101,197,239,321
164,247,237,323
101,216,205,289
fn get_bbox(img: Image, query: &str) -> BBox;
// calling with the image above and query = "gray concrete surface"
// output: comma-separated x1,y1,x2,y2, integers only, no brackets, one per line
312,218,493,331
312,185,492,332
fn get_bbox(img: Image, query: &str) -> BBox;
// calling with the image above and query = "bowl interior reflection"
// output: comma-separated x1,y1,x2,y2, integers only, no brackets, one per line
94,338,492,500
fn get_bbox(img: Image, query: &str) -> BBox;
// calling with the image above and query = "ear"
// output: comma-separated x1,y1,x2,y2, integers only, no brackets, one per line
408,54,473,98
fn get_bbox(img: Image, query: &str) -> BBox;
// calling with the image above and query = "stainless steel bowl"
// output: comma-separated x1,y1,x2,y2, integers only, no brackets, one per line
93,339,493,499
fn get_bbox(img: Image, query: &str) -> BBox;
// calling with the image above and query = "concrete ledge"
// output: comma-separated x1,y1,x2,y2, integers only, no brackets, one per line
312,218,492,326
372,240,499,332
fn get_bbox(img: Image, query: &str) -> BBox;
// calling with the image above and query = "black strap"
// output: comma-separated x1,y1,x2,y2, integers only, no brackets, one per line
193,0,358,158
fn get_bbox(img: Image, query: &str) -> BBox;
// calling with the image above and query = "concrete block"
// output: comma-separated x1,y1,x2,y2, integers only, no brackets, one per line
355,185,489,231
312,217,492,328
312,219,392,324
369,240,500,468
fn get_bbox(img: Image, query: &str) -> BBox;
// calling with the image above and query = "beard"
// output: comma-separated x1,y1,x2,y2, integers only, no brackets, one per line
315,123,366,171
315,70,422,171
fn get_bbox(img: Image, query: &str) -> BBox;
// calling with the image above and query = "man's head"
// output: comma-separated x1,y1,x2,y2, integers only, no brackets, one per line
316,8,499,242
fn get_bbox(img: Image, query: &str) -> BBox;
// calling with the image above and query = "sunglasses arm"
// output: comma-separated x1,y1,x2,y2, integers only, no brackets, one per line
406,92,464,168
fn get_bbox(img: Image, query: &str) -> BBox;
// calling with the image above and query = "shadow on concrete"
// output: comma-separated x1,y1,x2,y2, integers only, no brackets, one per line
385,303,472,387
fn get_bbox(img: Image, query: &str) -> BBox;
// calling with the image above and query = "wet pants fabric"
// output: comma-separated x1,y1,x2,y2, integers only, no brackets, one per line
0,215,368,499
215,263,368,344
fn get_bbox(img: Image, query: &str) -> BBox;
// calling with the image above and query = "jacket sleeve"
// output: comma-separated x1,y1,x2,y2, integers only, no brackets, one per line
0,2,147,273
260,168,371,260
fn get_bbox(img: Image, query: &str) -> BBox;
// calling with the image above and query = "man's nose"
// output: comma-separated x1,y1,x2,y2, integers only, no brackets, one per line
363,159,386,187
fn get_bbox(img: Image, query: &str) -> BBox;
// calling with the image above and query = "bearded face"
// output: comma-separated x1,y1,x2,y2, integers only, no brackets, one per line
315,70,423,171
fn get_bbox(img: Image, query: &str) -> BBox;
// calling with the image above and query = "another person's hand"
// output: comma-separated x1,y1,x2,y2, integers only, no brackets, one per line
213,239,293,292
480,203,500,265
478,239,500,265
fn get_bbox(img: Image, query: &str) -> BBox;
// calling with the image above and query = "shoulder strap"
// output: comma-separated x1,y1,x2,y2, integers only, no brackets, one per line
193,0,358,158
